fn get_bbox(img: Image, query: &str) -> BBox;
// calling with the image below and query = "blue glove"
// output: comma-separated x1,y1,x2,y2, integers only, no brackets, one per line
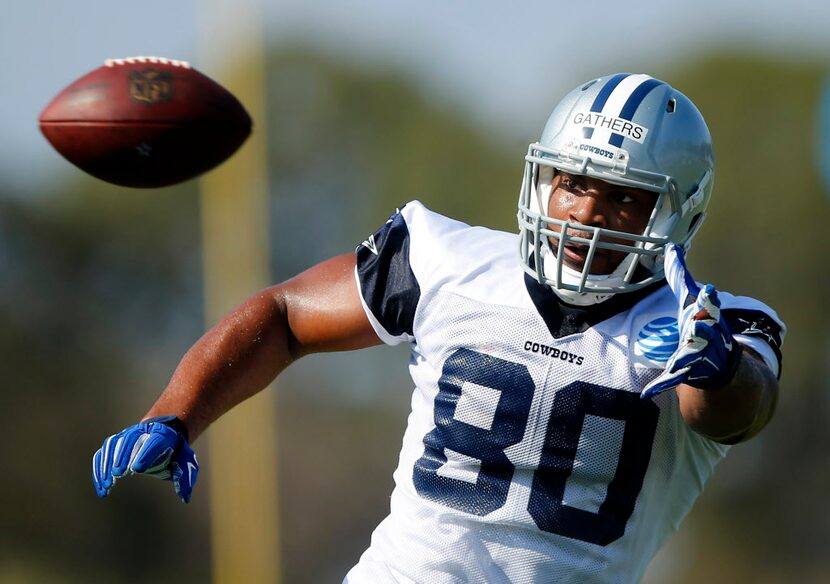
641,244,743,399
92,415,199,503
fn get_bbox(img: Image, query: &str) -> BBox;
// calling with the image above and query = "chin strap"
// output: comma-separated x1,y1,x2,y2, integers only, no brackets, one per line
549,287,615,306
540,245,617,306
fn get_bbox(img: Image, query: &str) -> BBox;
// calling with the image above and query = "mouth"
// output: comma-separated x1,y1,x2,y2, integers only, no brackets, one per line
563,242,590,265
555,237,614,274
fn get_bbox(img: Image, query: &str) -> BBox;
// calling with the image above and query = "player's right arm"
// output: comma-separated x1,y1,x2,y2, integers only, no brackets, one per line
92,253,381,500
145,252,380,440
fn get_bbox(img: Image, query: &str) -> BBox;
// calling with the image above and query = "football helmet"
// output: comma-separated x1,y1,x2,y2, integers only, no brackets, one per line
517,73,714,305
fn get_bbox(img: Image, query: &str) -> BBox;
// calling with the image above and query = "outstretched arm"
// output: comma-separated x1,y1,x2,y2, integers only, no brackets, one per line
92,253,381,500
144,252,381,442
641,244,780,445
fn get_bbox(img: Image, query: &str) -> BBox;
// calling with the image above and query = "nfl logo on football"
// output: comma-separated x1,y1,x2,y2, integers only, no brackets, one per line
128,69,172,105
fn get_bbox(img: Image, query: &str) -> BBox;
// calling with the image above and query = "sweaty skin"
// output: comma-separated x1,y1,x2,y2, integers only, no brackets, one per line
143,254,381,442
545,171,658,275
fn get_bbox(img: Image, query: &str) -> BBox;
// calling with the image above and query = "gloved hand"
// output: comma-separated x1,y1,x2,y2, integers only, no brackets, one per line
641,243,743,399
92,415,199,503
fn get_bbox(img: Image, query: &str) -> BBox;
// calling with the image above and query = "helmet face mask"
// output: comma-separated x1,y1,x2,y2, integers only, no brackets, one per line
517,73,714,305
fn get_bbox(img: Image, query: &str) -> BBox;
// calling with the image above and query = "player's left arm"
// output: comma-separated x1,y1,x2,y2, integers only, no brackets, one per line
642,244,782,444
675,345,778,444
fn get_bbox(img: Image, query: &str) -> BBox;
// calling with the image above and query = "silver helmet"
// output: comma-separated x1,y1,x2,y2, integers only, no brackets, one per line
517,73,714,305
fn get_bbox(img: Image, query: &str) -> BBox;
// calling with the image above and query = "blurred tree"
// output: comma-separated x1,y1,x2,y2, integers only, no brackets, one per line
0,185,211,582
1,48,827,584
643,55,830,584
263,49,520,283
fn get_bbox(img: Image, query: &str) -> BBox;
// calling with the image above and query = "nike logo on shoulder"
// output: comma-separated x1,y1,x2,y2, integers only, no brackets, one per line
361,234,378,255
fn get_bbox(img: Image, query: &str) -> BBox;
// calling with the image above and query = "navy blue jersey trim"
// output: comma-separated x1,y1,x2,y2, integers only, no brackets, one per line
524,270,666,339
722,308,784,377
356,210,421,338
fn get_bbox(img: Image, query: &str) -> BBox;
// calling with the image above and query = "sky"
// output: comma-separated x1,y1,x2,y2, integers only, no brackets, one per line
3,0,830,194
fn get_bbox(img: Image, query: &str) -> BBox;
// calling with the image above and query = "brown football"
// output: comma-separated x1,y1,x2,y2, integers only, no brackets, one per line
39,56,252,188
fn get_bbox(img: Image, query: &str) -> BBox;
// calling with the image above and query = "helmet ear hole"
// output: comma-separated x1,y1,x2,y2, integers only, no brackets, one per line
666,98,676,113
689,213,701,230
687,212,705,241
581,79,601,91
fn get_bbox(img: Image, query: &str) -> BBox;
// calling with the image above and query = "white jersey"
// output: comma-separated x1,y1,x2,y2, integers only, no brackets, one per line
346,201,784,584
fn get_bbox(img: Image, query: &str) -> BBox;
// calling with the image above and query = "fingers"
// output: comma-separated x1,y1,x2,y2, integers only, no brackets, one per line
92,434,120,497
93,419,196,502
663,243,700,308
643,252,736,400
641,315,711,399
92,446,108,497
129,426,177,474
172,448,199,503
640,337,702,398
695,284,721,322
641,362,691,399
111,428,141,477
640,375,678,399
92,422,179,497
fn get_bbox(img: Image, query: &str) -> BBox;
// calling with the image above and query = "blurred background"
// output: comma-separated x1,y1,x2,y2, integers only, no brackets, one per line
2,1,830,582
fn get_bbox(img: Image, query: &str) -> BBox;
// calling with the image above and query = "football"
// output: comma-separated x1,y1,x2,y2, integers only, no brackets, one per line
39,56,252,188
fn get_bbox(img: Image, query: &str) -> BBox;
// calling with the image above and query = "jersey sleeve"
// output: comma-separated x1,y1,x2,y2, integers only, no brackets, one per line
354,205,421,345
720,297,786,379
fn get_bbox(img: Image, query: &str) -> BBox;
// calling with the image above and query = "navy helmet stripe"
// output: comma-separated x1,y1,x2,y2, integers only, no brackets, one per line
591,73,632,112
583,73,631,140
609,78,664,147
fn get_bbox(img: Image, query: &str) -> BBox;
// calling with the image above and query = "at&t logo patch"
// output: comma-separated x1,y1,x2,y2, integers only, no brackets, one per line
635,317,679,362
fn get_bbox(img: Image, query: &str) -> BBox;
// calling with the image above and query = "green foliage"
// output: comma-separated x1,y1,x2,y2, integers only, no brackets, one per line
0,185,210,583
264,51,519,281
2,48,828,583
